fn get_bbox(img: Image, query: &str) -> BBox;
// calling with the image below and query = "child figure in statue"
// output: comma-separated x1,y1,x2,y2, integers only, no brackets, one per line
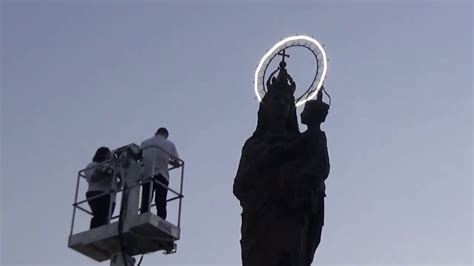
299,90,330,265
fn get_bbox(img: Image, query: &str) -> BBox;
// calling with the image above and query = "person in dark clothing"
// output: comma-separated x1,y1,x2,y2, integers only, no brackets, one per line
85,147,119,229
140,173,169,218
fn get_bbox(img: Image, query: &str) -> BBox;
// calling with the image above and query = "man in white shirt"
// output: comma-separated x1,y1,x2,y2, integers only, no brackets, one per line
140,127,180,219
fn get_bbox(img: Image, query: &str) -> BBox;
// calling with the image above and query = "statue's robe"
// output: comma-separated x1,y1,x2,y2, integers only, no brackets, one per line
234,129,329,266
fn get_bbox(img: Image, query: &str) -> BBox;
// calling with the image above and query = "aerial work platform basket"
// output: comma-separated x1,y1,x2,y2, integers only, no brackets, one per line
68,144,185,264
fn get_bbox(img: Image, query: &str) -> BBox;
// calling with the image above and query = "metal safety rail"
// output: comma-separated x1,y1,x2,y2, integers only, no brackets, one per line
69,144,185,237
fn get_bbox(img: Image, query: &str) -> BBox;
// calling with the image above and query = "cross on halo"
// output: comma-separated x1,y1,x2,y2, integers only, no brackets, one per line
277,49,290,62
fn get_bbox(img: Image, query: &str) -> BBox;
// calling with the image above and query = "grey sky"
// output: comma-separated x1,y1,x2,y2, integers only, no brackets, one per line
1,1,472,265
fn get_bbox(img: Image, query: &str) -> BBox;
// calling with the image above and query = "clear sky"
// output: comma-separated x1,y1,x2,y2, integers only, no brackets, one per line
1,1,472,265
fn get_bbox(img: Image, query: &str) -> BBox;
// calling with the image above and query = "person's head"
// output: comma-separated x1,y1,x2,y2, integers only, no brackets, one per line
92,146,112,163
300,99,329,126
155,127,169,139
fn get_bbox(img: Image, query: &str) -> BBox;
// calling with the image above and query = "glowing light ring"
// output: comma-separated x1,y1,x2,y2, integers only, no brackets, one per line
261,44,320,103
254,35,327,107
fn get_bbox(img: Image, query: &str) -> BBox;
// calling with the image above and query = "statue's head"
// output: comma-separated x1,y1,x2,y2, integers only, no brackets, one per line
300,90,329,126
262,89,292,120
253,64,299,137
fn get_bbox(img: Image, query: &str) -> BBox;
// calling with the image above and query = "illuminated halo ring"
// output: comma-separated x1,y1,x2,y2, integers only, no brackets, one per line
254,35,327,107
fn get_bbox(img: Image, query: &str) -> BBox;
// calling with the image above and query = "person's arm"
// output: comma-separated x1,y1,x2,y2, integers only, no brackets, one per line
169,143,181,167
170,159,181,167
90,164,114,183
115,172,123,190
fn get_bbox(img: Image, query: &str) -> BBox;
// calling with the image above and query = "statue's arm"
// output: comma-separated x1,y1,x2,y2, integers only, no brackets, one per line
233,139,274,201
322,133,330,181
277,134,330,188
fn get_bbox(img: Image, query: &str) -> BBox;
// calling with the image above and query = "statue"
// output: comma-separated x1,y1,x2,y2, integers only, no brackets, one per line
233,58,330,266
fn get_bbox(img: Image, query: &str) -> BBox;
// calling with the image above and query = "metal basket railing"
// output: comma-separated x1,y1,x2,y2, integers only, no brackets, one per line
69,144,185,236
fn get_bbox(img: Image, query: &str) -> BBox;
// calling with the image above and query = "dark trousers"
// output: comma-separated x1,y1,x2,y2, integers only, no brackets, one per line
140,174,169,219
86,191,115,229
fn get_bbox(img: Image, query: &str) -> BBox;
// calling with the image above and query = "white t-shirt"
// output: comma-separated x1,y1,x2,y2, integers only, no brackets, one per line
140,135,179,181
85,162,118,201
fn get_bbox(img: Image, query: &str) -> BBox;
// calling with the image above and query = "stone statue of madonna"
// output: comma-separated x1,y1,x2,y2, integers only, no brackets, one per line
234,61,330,266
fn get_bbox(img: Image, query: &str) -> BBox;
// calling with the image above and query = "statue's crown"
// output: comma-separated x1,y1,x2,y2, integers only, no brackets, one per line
266,60,296,96
305,88,330,112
